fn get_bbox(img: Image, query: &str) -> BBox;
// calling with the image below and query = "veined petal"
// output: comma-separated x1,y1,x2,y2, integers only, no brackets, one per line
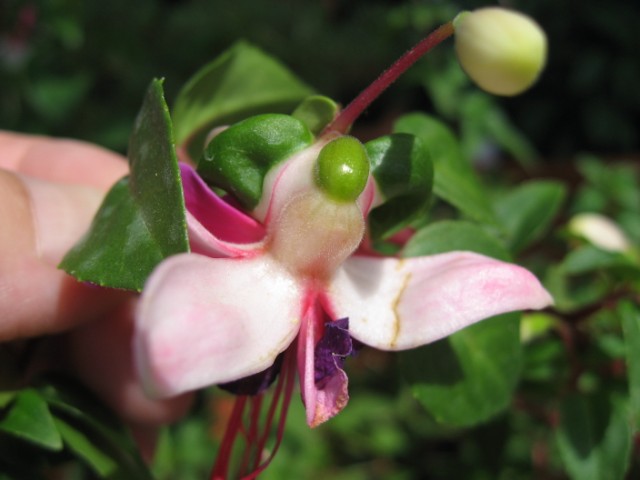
328,252,553,351
135,253,302,397
252,138,377,226
252,141,327,224
180,163,266,258
180,163,265,243
357,175,379,217
297,299,349,428
186,211,264,258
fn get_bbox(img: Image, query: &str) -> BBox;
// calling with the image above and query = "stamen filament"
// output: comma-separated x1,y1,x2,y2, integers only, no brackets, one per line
243,349,297,479
211,396,248,479
209,348,297,480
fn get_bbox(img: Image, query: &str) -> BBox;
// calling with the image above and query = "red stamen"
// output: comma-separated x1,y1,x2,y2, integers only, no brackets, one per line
251,360,286,471
238,395,264,473
242,349,297,479
324,21,455,136
209,349,297,480
211,396,248,479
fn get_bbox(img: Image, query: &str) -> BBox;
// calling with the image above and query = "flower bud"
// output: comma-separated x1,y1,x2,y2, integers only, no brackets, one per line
454,8,547,96
568,213,632,252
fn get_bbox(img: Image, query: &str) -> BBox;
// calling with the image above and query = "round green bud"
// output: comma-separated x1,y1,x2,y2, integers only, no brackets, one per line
454,8,547,96
314,136,370,203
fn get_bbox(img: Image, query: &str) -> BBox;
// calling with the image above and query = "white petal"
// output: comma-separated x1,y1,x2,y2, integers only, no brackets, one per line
135,254,302,397
328,252,553,351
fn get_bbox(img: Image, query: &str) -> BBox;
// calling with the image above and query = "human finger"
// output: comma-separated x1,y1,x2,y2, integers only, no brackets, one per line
62,299,194,428
0,170,129,341
0,131,128,189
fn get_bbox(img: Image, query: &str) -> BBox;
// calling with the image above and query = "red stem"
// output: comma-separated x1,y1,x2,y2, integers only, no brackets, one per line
324,21,455,136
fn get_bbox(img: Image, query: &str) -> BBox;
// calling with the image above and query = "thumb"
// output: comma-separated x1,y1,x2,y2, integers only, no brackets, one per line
0,170,129,340
22,174,106,265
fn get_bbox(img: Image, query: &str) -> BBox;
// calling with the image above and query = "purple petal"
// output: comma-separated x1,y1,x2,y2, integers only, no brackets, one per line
297,301,350,428
314,318,354,387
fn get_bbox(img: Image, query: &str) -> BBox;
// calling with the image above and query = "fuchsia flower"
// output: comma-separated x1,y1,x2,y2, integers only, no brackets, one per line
134,133,553,429
129,10,552,476
51,9,551,478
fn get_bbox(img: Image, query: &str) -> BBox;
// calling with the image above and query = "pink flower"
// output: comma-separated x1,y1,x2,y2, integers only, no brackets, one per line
133,134,553,433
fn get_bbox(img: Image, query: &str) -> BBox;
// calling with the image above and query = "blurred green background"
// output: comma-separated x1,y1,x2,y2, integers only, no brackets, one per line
2,0,639,158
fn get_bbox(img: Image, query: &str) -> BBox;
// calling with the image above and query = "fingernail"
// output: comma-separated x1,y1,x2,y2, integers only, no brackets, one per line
21,175,104,265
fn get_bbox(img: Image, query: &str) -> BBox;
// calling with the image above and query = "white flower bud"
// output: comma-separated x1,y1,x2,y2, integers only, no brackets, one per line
568,213,632,252
454,8,547,96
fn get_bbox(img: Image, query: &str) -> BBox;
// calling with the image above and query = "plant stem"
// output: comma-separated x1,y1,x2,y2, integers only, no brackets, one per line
324,21,455,136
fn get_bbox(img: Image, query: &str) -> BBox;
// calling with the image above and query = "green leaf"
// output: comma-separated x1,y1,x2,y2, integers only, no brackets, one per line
520,312,560,343
459,92,537,168
493,180,566,254
172,41,314,154
402,220,506,259
27,73,91,122
400,220,522,426
365,133,433,239
198,113,313,209
394,113,496,224
0,389,62,451
544,264,611,313
0,392,15,409
61,79,189,291
556,393,632,480
562,246,640,277
620,300,640,430
577,155,640,212
291,95,338,135
54,417,117,477
41,377,153,479
401,313,521,427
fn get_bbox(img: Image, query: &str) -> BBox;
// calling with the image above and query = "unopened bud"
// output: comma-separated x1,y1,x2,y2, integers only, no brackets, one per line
454,8,547,96
568,213,632,252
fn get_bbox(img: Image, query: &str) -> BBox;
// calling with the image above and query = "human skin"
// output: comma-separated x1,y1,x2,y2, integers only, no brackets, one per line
0,131,193,457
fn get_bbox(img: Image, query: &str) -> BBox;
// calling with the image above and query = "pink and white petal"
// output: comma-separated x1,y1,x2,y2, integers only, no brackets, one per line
356,175,379,217
135,253,303,398
186,211,264,259
179,163,265,243
297,299,349,428
252,141,328,225
250,137,376,229
328,251,554,351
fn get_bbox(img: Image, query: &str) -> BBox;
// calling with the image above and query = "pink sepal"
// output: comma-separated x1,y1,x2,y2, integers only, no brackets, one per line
179,163,265,243
134,253,302,397
329,251,554,351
